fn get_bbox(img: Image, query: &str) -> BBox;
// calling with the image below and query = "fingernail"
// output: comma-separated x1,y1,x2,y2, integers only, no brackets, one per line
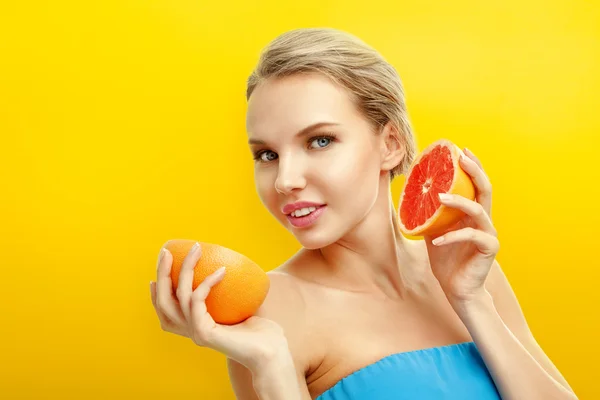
191,242,200,253
157,249,166,270
438,193,451,201
432,236,445,245
215,266,226,276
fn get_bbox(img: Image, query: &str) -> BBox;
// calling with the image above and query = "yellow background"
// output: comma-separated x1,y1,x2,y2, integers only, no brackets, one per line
0,0,598,398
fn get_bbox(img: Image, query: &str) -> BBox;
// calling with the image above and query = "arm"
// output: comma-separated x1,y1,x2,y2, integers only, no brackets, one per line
455,261,577,400
486,261,575,392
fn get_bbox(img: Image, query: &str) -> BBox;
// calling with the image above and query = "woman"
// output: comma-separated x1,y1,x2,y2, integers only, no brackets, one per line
150,28,577,399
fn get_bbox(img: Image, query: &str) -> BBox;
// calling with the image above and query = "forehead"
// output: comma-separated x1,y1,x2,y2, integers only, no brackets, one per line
246,72,360,137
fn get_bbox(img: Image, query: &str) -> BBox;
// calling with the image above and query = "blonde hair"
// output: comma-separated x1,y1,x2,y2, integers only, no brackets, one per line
246,27,417,180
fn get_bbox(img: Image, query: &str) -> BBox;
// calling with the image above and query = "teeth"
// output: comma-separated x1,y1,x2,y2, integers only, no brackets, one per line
291,206,316,218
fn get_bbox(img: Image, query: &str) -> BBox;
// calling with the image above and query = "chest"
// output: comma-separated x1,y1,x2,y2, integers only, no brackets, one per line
302,288,473,398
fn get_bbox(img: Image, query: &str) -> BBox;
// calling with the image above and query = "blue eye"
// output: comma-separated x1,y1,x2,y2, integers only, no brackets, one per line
256,151,277,162
309,135,335,149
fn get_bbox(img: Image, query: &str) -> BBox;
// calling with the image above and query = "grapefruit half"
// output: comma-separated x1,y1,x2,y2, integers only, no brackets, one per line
398,139,476,237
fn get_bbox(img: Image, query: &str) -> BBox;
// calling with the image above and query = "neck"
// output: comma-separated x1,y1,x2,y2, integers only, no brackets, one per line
314,189,427,299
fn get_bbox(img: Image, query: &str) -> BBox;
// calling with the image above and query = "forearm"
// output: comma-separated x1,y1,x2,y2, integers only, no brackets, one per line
251,351,304,400
454,291,577,400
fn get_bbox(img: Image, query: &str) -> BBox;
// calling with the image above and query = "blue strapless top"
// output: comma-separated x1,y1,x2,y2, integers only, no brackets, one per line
316,342,501,400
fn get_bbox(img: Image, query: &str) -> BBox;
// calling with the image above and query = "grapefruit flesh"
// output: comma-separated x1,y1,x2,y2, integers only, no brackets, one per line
164,239,270,325
398,139,476,237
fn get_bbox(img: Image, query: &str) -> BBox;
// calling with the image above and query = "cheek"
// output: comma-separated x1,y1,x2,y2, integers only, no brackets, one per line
323,143,379,186
316,144,380,220
254,168,279,209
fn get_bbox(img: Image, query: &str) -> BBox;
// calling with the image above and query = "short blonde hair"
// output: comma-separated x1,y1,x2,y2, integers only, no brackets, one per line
246,27,417,179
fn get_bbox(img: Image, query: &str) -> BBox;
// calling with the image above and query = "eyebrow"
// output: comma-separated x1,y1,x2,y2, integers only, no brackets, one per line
248,122,340,145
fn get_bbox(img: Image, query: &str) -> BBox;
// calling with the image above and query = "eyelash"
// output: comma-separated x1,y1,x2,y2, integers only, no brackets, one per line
252,133,338,163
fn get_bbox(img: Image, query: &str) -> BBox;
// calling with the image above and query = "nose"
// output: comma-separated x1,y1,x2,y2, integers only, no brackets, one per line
274,155,306,195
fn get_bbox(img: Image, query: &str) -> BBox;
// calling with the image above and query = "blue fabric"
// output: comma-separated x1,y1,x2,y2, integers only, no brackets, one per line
316,342,501,400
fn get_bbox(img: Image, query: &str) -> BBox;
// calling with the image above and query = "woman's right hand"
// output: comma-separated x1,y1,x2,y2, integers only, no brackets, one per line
150,242,290,371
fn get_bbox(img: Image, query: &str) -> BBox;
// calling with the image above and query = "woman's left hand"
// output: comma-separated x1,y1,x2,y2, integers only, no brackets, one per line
424,148,500,307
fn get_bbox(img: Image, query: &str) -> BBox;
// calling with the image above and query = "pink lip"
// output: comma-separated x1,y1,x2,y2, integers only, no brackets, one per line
282,201,325,215
286,205,326,228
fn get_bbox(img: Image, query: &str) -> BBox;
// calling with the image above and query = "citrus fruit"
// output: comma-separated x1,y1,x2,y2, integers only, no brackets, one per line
398,139,476,237
163,239,270,325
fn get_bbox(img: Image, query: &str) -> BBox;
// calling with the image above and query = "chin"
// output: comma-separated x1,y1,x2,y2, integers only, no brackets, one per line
288,225,342,250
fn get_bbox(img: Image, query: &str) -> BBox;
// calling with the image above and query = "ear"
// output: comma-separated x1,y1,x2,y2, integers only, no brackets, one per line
379,121,405,173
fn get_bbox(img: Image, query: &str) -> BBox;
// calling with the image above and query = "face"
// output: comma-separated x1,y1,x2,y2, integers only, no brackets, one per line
246,72,389,249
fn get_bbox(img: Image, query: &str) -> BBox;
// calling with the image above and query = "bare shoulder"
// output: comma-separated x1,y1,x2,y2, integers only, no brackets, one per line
257,269,310,347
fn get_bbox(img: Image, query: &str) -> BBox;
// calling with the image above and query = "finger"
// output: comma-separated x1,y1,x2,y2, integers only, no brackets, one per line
458,152,492,217
150,281,167,324
464,148,483,170
192,267,226,303
156,248,186,327
151,280,189,336
176,242,201,323
190,267,227,345
150,281,157,308
438,193,497,235
432,227,500,256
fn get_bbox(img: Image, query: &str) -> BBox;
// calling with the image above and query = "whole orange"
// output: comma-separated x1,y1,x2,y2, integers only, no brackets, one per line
163,239,270,325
